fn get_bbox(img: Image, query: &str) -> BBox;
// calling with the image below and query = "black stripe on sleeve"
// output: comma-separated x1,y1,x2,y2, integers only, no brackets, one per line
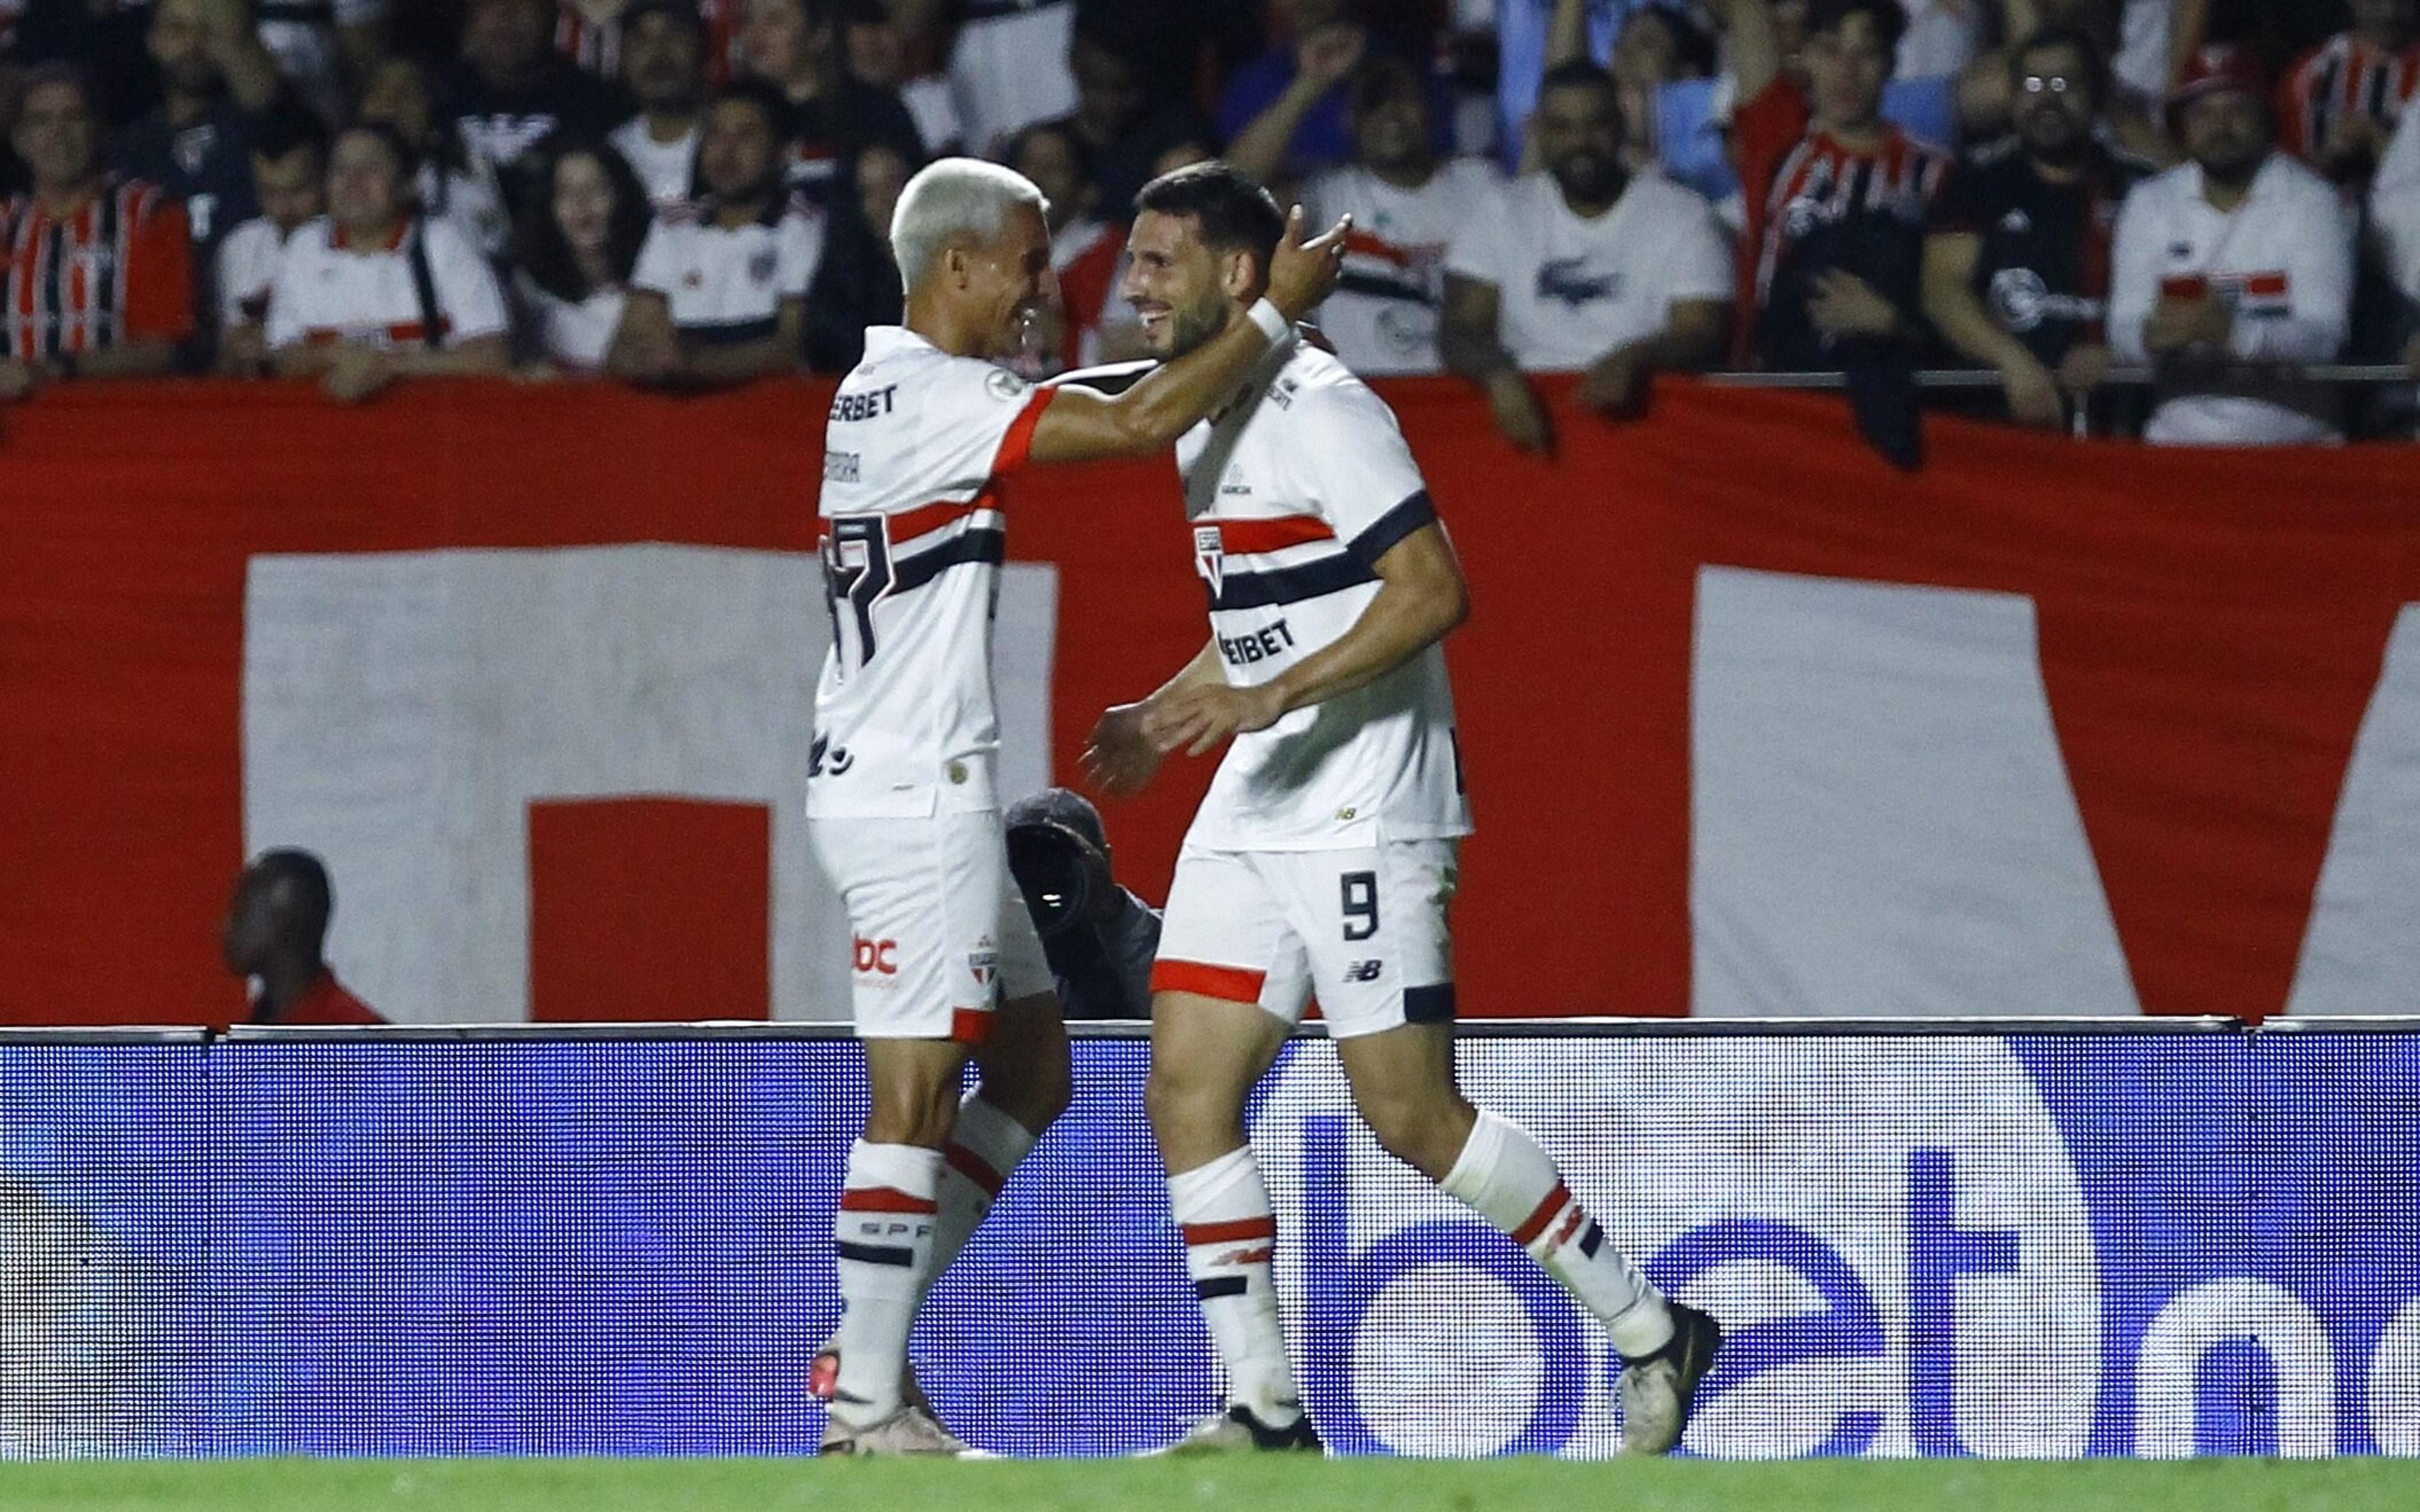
890,527,1006,593
1194,1276,1249,1300
1211,551,1378,612
1049,359,1155,395
836,1240,918,1268
1344,490,1439,570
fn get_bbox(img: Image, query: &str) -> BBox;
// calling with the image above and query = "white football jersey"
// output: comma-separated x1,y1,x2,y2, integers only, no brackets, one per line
1172,339,1472,850
1301,157,1502,376
807,325,1056,820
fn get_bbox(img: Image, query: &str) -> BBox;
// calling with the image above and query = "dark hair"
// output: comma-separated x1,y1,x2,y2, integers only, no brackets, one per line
1132,161,1284,273
251,848,333,945
620,0,709,36
19,60,101,122
1538,58,1621,100
1348,50,1428,115
1008,118,1096,185
2011,24,2112,107
705,76,795,137
1639,4,1720,79
333,120,421,182
1807,0,1910,55
252,106,330,164
514,135,652,303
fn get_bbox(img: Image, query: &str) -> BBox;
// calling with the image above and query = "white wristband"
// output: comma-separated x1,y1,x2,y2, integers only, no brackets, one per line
1247,297,1291,346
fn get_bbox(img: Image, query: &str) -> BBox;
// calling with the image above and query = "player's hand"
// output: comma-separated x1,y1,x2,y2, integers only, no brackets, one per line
1266,205,1352,322
1082,702,1164,797
1997,351,2063,428
1484,369,1553,455
1576,346,1649,418
1143,682,1288,759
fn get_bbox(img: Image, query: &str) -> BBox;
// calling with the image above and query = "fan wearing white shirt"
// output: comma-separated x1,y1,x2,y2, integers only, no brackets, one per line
611,79,822,387
2374,94,2420,375
266,123,511,403
609,0,706,211
217,110,327,376
2109,45,2355,445
512,137,652,373
1439,59,1732,453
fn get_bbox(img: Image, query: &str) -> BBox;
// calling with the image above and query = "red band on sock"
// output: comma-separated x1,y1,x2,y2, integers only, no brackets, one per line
1511,1182,1572,1247
839,1186,940,1215
1182,1215,1277,1246
945,1142,1007,1198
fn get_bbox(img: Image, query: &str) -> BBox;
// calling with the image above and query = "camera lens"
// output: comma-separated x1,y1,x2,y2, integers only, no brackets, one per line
1007,828,1093,938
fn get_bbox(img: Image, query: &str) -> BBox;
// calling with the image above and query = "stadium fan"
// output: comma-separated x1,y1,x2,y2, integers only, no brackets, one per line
113,0,285,344
264,122,512,402
251,0,386,125
609,79,822,388
512,135,650,372
838,0,962,159
359,54,512,258
556,0,739,86
1923,26,2143,428
216,107,327,375
804,142,907,372
1002,118,1119,374
947,0,1077,157
2109,42,2356,445
1047,23,1213,227
0,64,194,401
1003,787,1161,1021
735,0,924,204
441,0,621,186
5,0,173,129
609,0,710,212
801,158,1345,1456
1729,0,1952,371
1235,49,1501,379
2275,0,2417,188
1439,60,1730,449
2374,83,2420,372
222,849,388,1026
1218,0,1419,179
1081,161,1721,1457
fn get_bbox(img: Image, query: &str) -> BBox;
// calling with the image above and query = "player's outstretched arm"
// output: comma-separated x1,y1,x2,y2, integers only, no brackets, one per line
1146,523,1469,758
1026,207,1351,465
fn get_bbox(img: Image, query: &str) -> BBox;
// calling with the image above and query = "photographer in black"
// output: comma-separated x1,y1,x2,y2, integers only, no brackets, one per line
1005,788,1160,1021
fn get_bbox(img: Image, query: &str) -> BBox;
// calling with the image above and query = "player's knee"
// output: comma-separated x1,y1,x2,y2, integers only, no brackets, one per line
1352,1085,1461,1179
1144,1058,1227,1138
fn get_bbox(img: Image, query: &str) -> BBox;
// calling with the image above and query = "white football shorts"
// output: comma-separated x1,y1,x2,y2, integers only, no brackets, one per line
808,810,1054,1043
1151,839,1460,1038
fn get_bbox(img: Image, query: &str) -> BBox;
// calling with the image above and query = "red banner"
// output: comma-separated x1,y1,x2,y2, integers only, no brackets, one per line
2,377,2416,1026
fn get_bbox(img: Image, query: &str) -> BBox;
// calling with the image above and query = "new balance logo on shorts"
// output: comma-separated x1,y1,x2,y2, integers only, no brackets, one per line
1344,960,1383,982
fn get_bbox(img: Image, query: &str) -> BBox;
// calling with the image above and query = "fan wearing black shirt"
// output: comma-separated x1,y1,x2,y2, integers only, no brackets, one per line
736,0,923,207
442,0,620,188
1923,27,2142,428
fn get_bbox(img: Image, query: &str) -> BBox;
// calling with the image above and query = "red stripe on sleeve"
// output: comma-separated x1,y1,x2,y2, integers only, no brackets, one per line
1511,1182,1572,1247
1150,959,1267,1004
882,497,984,543
1182,1215,1277,1246
839,1186,940,1215
991,385,1058,476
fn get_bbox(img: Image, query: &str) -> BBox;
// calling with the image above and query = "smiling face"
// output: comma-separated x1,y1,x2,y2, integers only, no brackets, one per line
698,94,780,203
13,79,100,193
553,150,618,256
1121,209,1259,359
328,129,408,239
1805,11,1893,132
1535,77,1625,207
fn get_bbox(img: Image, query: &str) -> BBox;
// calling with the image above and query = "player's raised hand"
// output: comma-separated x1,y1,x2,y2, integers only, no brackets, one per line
1082,703,1163,798
1266,205,1352,321
1143,682,1288,759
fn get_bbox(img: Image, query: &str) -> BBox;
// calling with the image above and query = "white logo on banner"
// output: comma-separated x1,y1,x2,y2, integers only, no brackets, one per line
1255,1038,2100,1458
241,547,1058,1024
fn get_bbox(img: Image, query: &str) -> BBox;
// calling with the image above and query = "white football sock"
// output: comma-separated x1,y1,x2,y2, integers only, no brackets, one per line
1168,1145,1301,1426
831,1139,943,1425
1439,1110,1674,1359
929,1094,1037,1281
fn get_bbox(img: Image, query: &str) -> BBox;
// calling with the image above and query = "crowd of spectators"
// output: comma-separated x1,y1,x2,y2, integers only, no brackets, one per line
0,0,2411,447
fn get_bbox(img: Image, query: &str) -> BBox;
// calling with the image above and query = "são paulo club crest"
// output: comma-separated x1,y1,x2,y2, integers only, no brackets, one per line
1193,525,1224,598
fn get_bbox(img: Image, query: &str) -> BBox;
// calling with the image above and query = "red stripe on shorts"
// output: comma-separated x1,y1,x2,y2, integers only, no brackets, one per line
1151,959,1267,1004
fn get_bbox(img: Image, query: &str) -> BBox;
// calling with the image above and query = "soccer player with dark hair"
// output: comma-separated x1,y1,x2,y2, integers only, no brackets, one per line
222,849,386,1026
798,155,1344,1455
1081,161,1722,1458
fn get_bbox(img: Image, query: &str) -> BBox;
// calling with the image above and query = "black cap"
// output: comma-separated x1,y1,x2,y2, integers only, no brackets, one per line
1005,786,1109,854
621,0,708,34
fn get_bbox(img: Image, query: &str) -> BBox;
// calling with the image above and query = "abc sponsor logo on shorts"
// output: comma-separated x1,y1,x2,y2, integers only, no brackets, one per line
852,937,899,980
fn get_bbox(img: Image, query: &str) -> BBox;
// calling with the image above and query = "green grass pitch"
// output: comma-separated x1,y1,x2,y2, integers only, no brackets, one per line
1,1457,2410,1512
